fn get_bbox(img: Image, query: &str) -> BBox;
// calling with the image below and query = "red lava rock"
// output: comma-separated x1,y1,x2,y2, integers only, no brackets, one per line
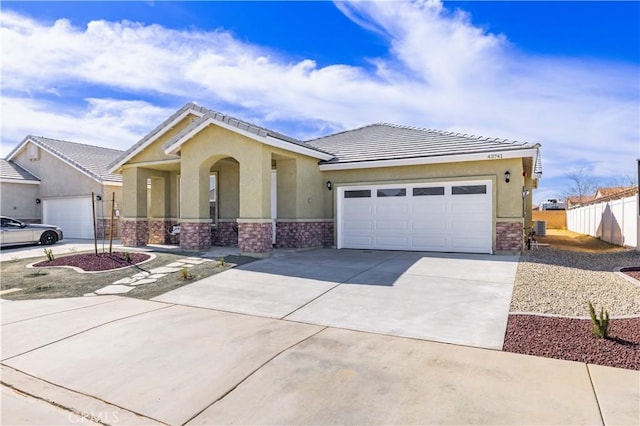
503,314,640,370
621,267,640,281
33,252,151,272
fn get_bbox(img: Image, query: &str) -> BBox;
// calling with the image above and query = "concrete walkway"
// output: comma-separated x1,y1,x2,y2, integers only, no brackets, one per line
155,249,519,349
1,296,638,425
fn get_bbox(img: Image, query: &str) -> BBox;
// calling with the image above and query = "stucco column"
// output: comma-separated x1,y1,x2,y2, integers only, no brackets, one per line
236,148,273,256
121,167,149,246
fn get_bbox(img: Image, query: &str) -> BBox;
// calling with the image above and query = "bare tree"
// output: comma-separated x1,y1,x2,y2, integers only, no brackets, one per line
563,167,598,205
604,175,638,188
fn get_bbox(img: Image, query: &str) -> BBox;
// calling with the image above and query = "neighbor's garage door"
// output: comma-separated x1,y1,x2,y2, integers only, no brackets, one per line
43,197,93,239
338,180,492,253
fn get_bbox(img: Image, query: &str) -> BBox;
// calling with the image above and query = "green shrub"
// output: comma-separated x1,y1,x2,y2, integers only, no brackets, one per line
218,257,225,267
124,251,131,262
588,301,610,339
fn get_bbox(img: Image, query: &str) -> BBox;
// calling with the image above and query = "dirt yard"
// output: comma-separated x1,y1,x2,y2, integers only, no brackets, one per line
536,229,628,253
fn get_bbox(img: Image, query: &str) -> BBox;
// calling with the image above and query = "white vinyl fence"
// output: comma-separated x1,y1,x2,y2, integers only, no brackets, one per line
567,194,637,248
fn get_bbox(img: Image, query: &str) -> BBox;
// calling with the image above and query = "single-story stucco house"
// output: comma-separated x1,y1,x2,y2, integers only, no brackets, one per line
109,103,542,257
2,136,124,239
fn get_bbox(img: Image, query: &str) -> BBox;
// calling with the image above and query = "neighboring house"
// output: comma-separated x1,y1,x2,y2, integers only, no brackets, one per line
2,136,124,239
109,103,542,256
567,186,638,209
0,159,41,222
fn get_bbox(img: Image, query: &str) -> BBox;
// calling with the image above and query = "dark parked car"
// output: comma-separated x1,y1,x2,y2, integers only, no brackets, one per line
0,216,63,246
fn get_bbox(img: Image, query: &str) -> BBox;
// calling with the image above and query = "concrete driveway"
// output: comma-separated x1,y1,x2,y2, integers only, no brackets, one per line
155,249,519,349
2,295,637,425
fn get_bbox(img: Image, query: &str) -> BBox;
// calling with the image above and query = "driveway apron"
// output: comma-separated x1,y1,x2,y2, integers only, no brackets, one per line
155,249,519,349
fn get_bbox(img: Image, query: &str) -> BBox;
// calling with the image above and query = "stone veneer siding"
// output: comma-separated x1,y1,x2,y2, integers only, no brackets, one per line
180,222,212,251
96,218,121,239
148,219,179,245
496,221,523,252
275,220,334,248
121,220,149,246
238,222,272,254
212,220,238,246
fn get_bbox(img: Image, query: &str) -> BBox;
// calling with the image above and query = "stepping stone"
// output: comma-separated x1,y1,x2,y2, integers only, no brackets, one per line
95,285,134,295
83,293,97,297
179,258,207,265
148,273,167,279
166,262,186,268
149,266,181,274
113,277,138,285
132,272,151,278
130,278,157,286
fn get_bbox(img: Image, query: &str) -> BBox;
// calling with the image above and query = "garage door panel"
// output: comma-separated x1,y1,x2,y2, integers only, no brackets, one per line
339,181,492,254
43,197,93,239
411,236,447,251
374,235,410,249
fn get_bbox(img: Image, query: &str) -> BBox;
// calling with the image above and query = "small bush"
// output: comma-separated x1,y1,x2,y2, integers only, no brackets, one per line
180,267,193,280
44,248,55,262
588,301,610,339
124,251,131,262
218,257,225,267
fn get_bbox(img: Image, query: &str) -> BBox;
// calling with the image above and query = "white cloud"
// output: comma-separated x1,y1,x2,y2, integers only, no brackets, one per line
0,2,638,203
0,96,171,155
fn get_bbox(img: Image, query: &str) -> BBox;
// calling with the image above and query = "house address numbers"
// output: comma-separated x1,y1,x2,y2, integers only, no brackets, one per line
487,153,503,159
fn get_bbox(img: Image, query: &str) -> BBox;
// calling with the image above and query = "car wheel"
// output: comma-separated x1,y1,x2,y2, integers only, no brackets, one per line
40,231,57,245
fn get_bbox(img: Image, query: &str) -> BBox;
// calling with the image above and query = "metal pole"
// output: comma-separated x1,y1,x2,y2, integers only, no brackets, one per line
91,192,98,255
109,192,115,255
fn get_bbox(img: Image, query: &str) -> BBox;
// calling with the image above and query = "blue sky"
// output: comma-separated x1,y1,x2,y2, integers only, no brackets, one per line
1,1,639,204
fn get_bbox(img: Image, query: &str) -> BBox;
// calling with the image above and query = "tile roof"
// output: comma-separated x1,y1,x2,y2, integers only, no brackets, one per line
0,159,39,182
306,123,541,167
8,136,124,183
111,102,332,171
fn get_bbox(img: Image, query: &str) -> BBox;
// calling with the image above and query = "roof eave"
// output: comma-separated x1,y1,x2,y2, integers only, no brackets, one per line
108,105,206,173
318,147,540,171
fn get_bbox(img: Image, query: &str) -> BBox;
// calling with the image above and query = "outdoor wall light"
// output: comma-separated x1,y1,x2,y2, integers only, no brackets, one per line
522,186,529,198
96,195,102,201
504,170,511,183
35,198,41,204
326,181,333,191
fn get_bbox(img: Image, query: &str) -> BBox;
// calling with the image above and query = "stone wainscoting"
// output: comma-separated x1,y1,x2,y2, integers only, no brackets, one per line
96,218,121,239
496,221,523,252
238,221,272,255
121,220,149,246
180,222,212,251
212,220,238,246
148,219,179,245
275,220,334,248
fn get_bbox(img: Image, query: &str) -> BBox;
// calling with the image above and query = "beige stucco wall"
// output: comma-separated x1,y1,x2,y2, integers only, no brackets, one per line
321,157,527,221
13,143,104,199
125,114,198,165
0,182,40,221
211,160,240,219
10,142,124,221
177,125,325,221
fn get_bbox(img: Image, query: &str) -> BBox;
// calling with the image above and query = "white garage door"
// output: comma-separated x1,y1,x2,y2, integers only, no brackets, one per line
43,197,93,239
338,180,493,254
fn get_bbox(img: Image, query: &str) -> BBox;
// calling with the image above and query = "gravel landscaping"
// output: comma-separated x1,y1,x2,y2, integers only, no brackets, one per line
505,240,639,370
510,248,640,316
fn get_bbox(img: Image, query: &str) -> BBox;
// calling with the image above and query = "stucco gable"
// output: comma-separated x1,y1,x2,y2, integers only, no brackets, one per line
162,110,333,161
6,136,123,184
